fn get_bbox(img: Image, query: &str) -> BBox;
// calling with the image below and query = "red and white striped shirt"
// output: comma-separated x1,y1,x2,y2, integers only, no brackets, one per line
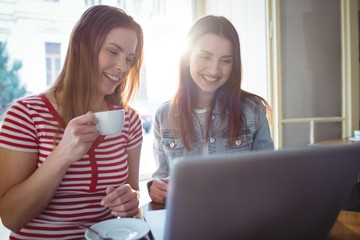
0,94,143,239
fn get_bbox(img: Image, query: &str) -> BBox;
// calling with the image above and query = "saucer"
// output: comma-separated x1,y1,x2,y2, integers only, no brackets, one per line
349,137,360,142
84,218,150,240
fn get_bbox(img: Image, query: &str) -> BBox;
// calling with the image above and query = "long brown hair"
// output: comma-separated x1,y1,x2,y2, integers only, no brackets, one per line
48,5,144,125
170,15,271,151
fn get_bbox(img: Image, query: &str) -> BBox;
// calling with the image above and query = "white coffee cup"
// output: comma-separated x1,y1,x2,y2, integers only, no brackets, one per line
94,110,124,135
354,130,360,140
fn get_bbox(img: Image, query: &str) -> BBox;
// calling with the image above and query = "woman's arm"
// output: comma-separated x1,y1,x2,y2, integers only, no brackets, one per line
149,104,170,203
100,145,141,217
126,145,141,191
252,104,274,150
100,108,143,217
0,112,99,231
0,147,72,231
151,105,170,179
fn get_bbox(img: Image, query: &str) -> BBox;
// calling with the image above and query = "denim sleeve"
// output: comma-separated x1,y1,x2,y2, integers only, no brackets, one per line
151,104,170,179
251,104,274,151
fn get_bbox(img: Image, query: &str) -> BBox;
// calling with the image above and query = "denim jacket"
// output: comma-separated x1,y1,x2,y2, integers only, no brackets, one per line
152,98,274,178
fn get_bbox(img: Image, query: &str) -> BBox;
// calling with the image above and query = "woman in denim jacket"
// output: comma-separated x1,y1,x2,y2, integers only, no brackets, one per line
148,15,274,203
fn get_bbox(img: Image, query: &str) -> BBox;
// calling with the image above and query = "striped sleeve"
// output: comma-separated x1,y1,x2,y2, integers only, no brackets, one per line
0,100,39,153
125,108,143,150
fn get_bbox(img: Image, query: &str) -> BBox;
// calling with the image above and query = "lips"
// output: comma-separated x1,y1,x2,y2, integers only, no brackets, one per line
202,75,218,82
104,72,120,82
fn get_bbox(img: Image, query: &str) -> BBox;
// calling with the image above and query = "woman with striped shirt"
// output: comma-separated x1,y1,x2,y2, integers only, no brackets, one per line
0,5,144,239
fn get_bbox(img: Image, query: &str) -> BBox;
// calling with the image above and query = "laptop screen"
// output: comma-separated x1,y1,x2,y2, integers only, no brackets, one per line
153,144,360,240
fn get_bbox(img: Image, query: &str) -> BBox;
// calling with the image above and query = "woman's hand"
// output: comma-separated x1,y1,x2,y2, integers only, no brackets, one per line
149,177,169,204
101,184,140,217
55,112,99,165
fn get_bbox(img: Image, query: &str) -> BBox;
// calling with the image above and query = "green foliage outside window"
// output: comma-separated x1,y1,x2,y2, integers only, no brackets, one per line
0,42,26,115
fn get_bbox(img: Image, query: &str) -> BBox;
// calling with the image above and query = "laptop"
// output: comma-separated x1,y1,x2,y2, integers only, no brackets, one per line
144,144,360,240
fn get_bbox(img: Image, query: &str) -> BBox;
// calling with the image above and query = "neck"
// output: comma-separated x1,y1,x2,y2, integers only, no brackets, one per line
196,92,214,109
196,99,212,110
91,93,108,112
92,100,108,112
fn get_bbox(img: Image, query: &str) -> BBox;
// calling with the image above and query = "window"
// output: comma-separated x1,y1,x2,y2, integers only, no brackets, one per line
85,0,102,6
117,0,125,8
45,42,61,86
153,0,166,14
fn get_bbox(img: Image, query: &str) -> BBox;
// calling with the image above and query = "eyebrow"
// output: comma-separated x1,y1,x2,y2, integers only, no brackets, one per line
199,50,233,58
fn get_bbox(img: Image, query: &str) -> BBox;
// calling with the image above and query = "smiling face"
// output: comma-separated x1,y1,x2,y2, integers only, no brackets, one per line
189,33,233,105
98,27,138,97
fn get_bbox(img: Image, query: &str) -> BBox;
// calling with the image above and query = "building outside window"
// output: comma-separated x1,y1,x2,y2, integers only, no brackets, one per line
85,0,102,6
45,42,61,86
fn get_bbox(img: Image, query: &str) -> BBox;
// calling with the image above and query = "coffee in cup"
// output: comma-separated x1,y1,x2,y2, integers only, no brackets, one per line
94,110,124,135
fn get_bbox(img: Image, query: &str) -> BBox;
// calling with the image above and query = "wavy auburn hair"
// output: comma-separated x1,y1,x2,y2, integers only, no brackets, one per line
170,15,271,151
49,5,144,125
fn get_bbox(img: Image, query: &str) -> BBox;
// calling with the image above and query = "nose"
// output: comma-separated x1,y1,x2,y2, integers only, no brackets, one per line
208,60,220,75
116,58,129,72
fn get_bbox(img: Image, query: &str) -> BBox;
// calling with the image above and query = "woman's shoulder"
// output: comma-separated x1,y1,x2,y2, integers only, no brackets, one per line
241,94,266,111
1,94,47,127
120,106,142,122
155,100,171,115
111,104,137,115
7,94,46,110
240,94,271,123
